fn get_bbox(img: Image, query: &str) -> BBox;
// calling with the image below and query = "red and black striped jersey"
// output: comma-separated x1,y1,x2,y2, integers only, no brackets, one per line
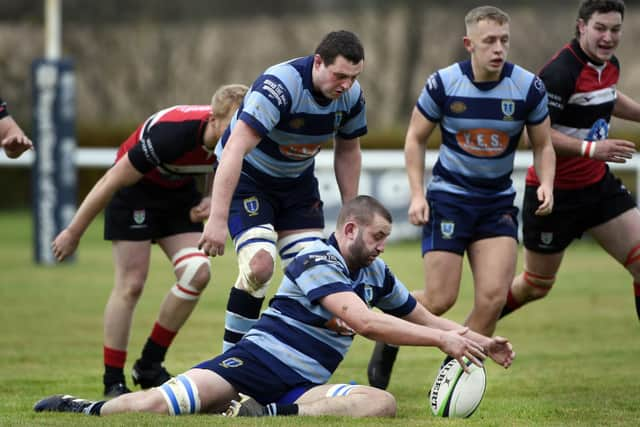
526,39,619,189
117,105,216,189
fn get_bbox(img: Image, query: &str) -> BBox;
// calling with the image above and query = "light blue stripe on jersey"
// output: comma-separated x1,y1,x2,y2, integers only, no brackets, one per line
240,143,315,178
245,331,332,384
263,307,351,353
224,310,259,334
438,143,517,179
375,271,412,312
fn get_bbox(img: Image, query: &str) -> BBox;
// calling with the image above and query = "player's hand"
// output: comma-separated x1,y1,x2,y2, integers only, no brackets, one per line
2,134,33,158
534,184,553,216
189,197,211,223
51,229,80,262
439,327,486,373
198,217,227,257
407,196,429,226
486,336,515,368
592,139,635,163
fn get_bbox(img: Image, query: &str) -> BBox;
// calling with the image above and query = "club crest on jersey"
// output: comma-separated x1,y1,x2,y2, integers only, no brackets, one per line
133,209,146,224
440,221,455,239
587,118,609,141
450,101,467,114
540,232,553,245
243,197,259,216
364,285,373,306
501,100,515,120
219,357,244,368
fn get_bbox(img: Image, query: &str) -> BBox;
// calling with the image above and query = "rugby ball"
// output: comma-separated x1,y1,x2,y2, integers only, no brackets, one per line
429,357,486,418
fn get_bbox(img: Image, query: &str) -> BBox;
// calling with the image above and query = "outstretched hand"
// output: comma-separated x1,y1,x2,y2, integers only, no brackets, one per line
486,336,515,368
593,139,635,163
439,327,487,373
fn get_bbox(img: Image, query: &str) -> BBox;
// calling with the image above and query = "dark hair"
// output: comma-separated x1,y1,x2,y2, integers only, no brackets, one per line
575,0,625,37
337,195,392,228
315,30,364,66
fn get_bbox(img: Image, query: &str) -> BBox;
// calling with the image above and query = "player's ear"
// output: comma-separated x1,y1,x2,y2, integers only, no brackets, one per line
463,36,474,53
344,221,358,239
577,18,587,37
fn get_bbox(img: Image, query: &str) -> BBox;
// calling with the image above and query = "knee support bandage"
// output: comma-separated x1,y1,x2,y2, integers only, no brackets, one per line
170,248,210,301
159,374,201,415
234,225,277,297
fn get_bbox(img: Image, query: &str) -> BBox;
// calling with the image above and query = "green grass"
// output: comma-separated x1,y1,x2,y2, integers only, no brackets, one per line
1,210,639,426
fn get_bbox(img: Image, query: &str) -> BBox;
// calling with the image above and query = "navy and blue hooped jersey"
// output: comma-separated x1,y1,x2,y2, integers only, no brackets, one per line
418,60,548,197
216,55,367,179
239,234,416,385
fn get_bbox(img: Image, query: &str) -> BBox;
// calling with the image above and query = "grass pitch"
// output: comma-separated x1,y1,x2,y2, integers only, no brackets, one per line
1,210,639,426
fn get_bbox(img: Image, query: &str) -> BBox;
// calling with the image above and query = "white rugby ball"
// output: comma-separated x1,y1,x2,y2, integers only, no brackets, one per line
429,357,486,418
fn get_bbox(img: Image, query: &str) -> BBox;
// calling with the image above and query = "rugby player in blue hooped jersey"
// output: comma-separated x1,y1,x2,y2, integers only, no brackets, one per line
198,30,366,352
35,195,515,418
368,5,556,390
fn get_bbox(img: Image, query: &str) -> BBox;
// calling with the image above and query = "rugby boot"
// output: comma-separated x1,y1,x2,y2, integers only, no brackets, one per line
131,358,172,389
367,342,399,390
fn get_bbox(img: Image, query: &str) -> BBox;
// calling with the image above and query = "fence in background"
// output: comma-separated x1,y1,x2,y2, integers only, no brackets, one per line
3,149,640,241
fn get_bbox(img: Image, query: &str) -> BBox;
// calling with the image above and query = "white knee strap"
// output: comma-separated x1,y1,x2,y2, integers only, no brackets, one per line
159,374,201,415
170,248,210,301
277,231,324,269
234,225,277,297
326,383,358,397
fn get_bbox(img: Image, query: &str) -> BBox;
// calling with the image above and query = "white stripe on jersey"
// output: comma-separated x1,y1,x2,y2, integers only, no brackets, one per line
552,124,601,140
567,87,617,107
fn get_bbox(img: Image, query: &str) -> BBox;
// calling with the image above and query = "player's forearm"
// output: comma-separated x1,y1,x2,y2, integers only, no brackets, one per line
207,155,242,222
359,311,442,347
334,148,361,203
404,139,427,198
66,175,118,237
533,142,556,188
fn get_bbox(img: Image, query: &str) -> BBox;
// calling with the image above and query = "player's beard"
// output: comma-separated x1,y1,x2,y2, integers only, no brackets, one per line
349,231,378,269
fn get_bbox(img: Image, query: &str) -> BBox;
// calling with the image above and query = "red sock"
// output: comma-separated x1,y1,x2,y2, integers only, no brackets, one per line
150,322,177,347
104,346,127,368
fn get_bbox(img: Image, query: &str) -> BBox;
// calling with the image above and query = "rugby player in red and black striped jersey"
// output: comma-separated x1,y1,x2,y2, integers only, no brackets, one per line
502,0,640,321
51,84,247,397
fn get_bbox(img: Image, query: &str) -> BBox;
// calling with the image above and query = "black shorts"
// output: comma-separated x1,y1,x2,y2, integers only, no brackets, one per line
104,179,203,241
522,170,637,253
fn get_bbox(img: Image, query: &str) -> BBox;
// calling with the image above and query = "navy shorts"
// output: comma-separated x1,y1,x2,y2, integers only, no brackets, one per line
104,179,203,241
228,166,324,238
421,191,519,255
195,340,314,405
522,170,636,253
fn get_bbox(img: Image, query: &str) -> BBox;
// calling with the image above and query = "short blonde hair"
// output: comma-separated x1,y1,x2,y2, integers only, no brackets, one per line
211,84,248,118
465,5,510,31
